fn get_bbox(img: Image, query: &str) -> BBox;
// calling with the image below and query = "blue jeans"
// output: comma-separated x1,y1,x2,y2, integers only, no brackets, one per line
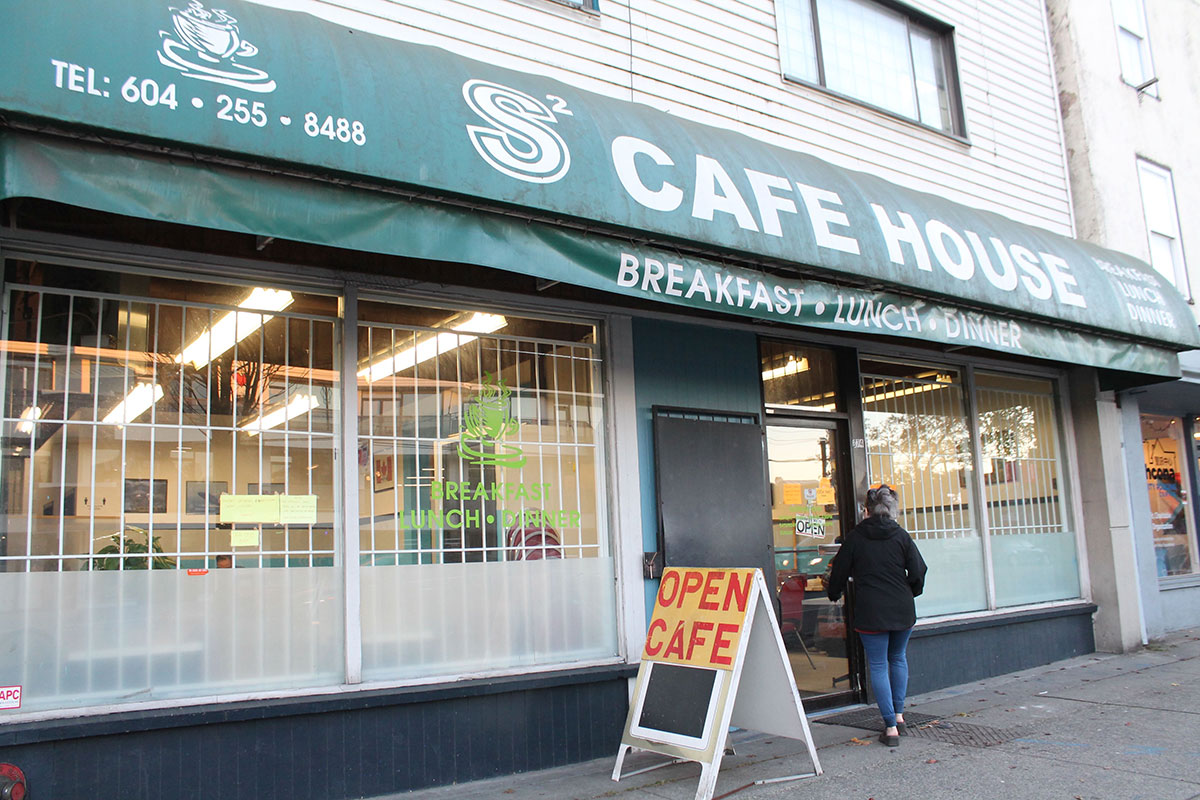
859,629,913,728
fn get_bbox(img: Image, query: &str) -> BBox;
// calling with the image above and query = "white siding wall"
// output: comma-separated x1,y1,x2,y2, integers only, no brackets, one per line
251,0,1073,235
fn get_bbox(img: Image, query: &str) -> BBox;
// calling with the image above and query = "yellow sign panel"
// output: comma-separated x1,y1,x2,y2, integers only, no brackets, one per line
643,568,754,670
230,528,260,547
219,494,279,524
816,478,835,505
279,494,318,525
781,483,806,506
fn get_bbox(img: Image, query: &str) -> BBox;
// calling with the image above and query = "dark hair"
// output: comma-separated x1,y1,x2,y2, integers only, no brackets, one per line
866,484,899,519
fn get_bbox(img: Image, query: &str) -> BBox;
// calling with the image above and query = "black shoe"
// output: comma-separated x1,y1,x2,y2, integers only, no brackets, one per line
896,721,908,736
878,731,899,747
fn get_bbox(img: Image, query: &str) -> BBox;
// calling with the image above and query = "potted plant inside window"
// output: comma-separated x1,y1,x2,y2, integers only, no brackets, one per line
90,526,177,570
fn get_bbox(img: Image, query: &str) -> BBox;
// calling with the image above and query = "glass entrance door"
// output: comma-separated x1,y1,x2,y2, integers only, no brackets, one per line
766,421,856,708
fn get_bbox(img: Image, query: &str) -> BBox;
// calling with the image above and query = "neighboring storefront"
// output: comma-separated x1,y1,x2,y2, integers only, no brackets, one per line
1,2,1198,798
1111,351,1200,640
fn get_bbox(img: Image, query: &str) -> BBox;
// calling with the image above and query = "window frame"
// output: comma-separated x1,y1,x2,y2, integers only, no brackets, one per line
970,368,1079,609
0,270,344,575
849,355,1081,618
545,0,600,12
1136,157,1190,300
760,338,1086,622
352,296,621,684
1140,413,1200,581
0,242,628,719
1110,0,1157,95
775,0,967,139
0,258,349,713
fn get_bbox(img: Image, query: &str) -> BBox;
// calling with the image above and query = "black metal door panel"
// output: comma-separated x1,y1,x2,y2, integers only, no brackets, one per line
652,409,774,586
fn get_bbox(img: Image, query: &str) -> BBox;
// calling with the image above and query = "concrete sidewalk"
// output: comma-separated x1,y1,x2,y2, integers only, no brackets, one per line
390,628,1200,800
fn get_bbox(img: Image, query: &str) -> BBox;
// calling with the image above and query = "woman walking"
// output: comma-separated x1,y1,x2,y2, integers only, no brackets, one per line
826,484,927,747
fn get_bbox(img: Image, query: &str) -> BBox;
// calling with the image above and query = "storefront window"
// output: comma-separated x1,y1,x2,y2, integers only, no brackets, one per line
860,359,986,616
1142,414,1198,578
859,360,1081,618
761,342,843,411
976,372,1078,606
356,302,618,681
0,260,343,712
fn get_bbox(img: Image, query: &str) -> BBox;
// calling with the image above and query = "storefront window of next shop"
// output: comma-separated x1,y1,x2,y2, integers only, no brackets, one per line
354,300,619,683
1141,414,1199,578
0,259,343,714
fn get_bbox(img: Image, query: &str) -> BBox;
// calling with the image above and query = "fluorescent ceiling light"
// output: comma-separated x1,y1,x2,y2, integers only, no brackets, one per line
16,405,43,434
102,382,164,425
861,381,947,405
240,391,321,436
358,313,507,383
762,356,808,381
176,288,294,370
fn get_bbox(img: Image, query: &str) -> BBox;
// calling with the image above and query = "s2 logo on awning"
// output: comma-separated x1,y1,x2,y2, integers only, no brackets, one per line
463,79,571,184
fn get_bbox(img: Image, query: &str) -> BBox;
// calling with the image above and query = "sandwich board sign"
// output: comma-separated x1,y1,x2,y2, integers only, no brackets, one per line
612,567,822,800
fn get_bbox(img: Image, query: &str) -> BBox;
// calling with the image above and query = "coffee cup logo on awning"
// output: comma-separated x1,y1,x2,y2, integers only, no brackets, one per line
463,80,571,184
158,1,276,93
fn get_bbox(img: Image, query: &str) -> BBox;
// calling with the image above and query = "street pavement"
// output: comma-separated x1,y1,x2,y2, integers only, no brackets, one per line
389,627,1200,800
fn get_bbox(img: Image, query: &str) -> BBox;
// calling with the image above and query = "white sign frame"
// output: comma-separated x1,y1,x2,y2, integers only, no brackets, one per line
628,661,727,750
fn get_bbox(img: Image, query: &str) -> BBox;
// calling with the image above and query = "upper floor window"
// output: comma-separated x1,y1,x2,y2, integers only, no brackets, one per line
1111,0,1157,95
1136,159,1189,298
776,0,962,135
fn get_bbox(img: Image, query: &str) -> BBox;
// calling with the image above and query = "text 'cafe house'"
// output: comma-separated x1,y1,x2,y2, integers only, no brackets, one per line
0,2,1196,798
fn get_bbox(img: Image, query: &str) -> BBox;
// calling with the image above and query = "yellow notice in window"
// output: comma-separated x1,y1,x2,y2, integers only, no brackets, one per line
782,483,806,506
816,479,835,505
220,494,280,524
230,528,260,547
279,495,318,525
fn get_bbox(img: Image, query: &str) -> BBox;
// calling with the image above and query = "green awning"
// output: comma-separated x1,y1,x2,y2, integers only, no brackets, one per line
0,0,1196,373
0,132,1184,377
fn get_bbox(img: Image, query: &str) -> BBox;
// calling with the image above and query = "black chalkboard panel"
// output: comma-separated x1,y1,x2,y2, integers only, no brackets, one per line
636,662,719,739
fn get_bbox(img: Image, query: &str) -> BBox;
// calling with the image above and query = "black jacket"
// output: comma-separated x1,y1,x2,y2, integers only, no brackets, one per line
825,515,927,632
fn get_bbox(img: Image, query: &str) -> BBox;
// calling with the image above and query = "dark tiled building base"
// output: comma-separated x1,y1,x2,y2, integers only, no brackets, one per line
0,666,634,800
907,603,1096,695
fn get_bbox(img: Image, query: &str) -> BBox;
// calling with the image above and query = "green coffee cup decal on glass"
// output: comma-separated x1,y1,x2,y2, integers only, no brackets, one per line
460,372,526,468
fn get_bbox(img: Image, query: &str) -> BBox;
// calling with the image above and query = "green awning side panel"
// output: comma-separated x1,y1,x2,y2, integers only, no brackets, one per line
0,133,1182,378
0,0,1197,353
